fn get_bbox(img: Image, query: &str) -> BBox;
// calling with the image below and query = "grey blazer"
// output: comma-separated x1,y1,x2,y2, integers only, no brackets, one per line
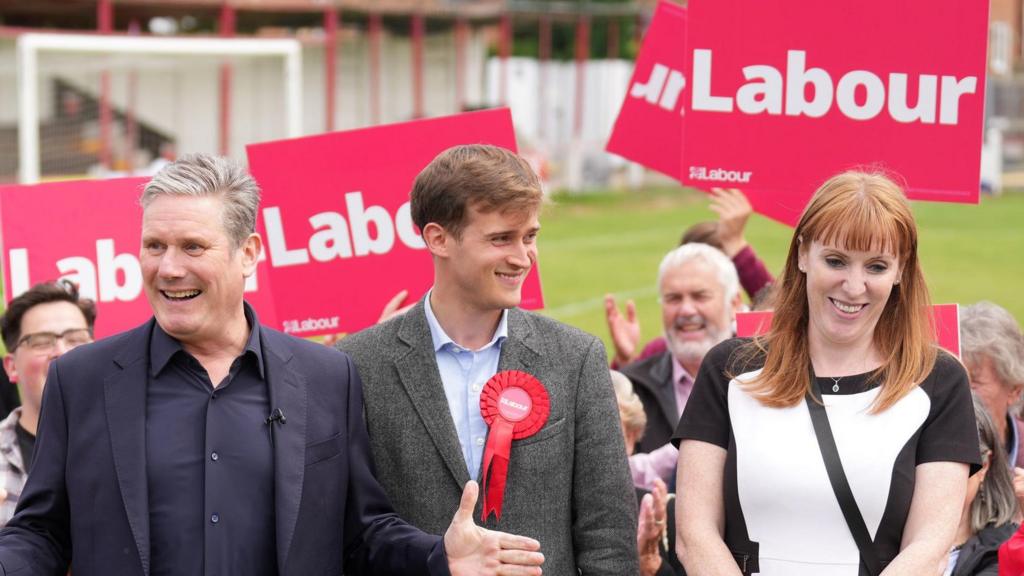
339,302,639,575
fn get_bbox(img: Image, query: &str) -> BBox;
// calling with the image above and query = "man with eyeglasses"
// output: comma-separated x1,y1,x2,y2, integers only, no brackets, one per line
0,280,94,524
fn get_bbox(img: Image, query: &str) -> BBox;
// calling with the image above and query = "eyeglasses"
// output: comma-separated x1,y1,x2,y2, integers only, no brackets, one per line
14,328,93,353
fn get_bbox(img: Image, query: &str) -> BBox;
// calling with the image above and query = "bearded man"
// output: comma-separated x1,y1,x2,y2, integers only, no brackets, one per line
620,243,741,489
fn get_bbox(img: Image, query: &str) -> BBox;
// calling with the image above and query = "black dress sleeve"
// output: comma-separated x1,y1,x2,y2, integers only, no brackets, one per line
916,351,983,475
672,338,749,449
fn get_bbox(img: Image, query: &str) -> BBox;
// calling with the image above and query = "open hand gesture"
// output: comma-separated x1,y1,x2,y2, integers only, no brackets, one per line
709,188,753,257
605,294,641,367
444,481,545,575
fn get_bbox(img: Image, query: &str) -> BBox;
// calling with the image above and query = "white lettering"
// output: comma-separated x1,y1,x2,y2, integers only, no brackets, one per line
691,49,733,112
939,76,977,125
500,397,528,411
785,50,833,118
346,192,395,256
263,206,310,267
282,315,341,334
688,166,753,184
395,202,426,249
630,63,669,104
308,212,354,262
835,70,886,121
737,65,783,114
56,256,97,302
261,193,427,267
8,248,29,297
690,48,976,125
888,73,937,124
659,70,687,111
96,239,142,302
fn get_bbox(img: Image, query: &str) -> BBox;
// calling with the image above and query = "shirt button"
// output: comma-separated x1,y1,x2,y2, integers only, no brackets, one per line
472,383,481,393
211,452,219,461
211,514,219,524
476,437,485,446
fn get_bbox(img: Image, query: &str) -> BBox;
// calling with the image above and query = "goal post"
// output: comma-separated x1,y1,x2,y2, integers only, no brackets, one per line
16,33,303,184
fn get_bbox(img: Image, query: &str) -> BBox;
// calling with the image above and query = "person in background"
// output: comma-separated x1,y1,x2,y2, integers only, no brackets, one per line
675,171,980,575
620,244,742,489
606,188,773,369
944,393,1018,576
0,281,95,524
612,370,684,576
959,302,1024,469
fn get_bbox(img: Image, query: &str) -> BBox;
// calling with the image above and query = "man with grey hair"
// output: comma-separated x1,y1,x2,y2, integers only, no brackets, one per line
960,301,1024,469
620,243,742,489
0,153,544,576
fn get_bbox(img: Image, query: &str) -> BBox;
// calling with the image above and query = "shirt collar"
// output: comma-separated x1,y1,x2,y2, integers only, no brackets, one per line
670,355,695,387
423,289,508,353
149,301,264,378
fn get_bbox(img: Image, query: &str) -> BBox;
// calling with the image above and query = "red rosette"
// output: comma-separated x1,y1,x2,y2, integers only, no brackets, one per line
478,370,550,522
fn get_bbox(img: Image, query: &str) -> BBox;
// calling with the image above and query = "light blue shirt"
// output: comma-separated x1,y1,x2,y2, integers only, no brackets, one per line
424,292,508,480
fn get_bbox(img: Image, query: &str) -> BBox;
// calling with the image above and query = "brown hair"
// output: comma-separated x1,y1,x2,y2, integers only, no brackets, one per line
2,280,97,351
410,144,543,239
737,171,935,412
679,221,723,250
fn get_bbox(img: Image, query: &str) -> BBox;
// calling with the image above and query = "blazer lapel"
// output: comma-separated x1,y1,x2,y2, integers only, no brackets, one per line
649,353,679,429
395,304,471,488
497,308,541,375
104,321,155,576
263,331,307,575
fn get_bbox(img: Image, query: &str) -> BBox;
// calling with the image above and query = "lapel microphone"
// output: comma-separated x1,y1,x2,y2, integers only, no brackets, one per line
265,408,286,425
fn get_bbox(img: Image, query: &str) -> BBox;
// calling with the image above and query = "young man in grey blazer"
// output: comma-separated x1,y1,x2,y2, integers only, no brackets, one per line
339,144,640,575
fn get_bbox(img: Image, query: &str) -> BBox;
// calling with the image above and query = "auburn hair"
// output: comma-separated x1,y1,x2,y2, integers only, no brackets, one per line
737,171,936,413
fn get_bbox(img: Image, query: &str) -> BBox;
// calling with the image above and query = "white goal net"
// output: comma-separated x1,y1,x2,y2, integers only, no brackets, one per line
7,33,302,184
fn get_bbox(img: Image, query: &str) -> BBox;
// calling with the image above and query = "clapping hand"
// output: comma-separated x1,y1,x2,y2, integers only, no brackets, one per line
444,481,545,576
709,188,753,258
605,294,641,367
637,478,669,576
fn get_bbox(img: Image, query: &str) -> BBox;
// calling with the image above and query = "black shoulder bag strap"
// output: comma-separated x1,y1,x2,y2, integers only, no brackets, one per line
805,372,884,576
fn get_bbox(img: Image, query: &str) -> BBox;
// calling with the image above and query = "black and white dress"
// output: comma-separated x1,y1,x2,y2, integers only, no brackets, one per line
673,338,981,576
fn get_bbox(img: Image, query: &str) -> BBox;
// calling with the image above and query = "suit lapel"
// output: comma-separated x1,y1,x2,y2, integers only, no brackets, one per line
497,308,541,375
649,353,679,429
395,303,471,488
104,321,155,576
263,330,307,575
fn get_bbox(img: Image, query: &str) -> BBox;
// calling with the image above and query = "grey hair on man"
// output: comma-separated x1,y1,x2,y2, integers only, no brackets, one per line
960,301,1024,391
141,153,261,249
657,242,740,305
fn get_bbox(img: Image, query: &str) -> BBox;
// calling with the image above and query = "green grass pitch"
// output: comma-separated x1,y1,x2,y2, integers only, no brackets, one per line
536,187,1024,357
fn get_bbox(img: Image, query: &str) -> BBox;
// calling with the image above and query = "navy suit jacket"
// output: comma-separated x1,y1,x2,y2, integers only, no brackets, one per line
0,317,449,576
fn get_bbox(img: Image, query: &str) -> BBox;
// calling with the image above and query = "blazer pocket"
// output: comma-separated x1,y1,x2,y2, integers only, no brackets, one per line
513,417,566,447
306,432,344,467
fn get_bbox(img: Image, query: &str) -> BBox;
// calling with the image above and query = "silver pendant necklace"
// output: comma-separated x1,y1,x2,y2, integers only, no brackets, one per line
830,376,842,393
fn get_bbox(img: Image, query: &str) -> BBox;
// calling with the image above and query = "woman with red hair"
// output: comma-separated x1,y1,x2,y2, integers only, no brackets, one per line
674,171,981,575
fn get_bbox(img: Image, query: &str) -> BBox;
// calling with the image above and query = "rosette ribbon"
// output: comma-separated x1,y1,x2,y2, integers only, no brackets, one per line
479,370,550,522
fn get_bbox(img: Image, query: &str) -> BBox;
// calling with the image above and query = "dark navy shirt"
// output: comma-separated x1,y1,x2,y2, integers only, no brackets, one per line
146,305,277,576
